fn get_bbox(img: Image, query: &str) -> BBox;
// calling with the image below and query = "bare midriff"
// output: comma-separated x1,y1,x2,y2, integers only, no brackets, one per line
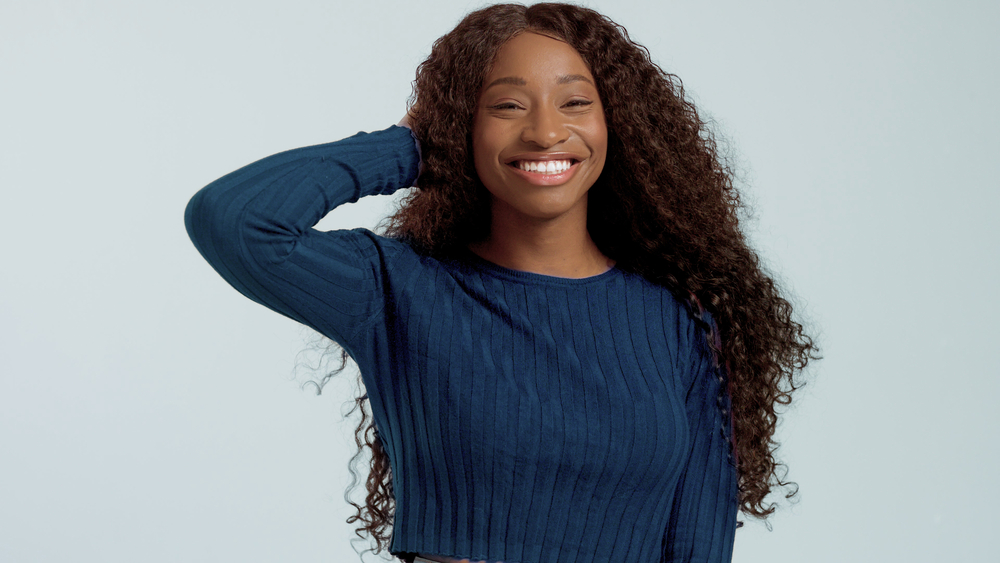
415,555,493,563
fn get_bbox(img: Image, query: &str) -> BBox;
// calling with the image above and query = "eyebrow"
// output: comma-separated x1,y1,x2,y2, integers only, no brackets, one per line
483,74,595,91
557,74,594,85
484,76,527,90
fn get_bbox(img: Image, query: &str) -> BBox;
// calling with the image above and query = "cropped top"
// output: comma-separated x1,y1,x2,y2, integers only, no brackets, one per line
184,125,738,562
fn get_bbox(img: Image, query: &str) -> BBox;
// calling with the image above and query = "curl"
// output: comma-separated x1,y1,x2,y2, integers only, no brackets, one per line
345,2,819,551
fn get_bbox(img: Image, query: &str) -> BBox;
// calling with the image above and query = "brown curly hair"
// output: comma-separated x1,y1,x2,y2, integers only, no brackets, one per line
343,2,818,554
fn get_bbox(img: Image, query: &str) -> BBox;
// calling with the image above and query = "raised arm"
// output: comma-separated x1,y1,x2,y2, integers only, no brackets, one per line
184,125,420,355
663,318,740,562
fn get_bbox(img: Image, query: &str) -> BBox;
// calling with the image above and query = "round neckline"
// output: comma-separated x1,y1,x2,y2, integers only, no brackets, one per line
459,248,620,286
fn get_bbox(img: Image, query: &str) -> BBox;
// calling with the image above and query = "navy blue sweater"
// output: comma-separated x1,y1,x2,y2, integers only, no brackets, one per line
185,125,738,563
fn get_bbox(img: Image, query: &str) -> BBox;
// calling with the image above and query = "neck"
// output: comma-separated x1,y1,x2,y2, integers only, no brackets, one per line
468,201,613,279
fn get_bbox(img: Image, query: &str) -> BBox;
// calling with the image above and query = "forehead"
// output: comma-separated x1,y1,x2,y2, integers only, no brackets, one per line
484,31,594,84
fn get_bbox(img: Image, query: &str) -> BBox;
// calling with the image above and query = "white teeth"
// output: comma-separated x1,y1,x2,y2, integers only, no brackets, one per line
516,160,572,174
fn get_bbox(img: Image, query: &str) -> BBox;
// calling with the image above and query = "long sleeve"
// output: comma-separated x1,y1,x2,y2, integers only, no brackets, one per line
663,318,739,562
184,125,421,356
184,124,741,563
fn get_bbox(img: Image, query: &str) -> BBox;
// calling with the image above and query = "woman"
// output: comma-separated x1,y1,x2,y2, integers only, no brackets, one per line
185,3,816,563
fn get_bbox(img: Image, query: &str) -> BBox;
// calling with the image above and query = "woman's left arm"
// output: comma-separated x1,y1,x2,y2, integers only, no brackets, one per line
662,320,740,562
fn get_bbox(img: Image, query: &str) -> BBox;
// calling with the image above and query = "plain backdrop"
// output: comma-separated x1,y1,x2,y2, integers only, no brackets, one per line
2,1,998,562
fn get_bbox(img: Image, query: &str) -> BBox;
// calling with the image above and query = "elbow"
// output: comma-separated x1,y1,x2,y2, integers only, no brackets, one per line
184,186,210,252
183,183,246,264
185,184,298,270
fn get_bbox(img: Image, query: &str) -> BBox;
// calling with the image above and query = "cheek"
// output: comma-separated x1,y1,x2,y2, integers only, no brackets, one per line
471,117,492,168
579,108,608,159
594,123,609,164
472,140,493,185
472,122,508,183
595,112,608,148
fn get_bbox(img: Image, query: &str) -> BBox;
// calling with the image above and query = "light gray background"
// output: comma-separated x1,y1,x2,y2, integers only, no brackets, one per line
2,1,997,562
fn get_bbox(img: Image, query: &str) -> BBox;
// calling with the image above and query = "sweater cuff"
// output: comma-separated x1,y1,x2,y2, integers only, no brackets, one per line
344,125,422,197
396,124,423,186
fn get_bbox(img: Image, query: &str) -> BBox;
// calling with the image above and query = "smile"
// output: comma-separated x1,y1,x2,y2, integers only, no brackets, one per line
512,159,575,174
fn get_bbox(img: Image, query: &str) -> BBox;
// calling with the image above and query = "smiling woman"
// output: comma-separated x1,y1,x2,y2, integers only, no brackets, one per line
471,31,610,278
184,3,817,563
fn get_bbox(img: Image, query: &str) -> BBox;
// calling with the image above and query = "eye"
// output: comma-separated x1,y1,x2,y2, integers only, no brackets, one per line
490,102,523,110
564,99,593,109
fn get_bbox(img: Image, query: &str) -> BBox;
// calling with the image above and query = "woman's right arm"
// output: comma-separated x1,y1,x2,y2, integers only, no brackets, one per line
184,125,420,352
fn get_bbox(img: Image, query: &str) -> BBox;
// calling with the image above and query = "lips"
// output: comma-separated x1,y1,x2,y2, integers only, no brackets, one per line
511,159,574,174
505,151,585,176
502,158,583,186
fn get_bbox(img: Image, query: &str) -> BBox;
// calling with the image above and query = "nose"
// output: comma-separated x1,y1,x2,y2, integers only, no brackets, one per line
520,106,569,148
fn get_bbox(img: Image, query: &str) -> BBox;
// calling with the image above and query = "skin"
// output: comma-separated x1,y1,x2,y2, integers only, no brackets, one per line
467,31,612,279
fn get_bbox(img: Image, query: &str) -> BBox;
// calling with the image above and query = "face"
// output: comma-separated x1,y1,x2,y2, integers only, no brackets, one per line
472,32,607,224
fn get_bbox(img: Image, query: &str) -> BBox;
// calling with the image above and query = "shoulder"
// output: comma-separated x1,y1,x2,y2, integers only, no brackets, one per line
324,229,469,288
621,270,702,335
622,271,717,376
315,228,423,270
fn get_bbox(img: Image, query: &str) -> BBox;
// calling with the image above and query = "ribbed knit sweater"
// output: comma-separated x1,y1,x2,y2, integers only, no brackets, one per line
184,125,738,563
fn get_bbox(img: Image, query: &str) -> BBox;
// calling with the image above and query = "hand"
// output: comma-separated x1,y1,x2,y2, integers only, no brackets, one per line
397,111,414,130
397,105,418,129
397,106,422,186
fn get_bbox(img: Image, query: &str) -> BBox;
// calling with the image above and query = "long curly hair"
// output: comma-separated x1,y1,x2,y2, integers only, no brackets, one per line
344,2,818,554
